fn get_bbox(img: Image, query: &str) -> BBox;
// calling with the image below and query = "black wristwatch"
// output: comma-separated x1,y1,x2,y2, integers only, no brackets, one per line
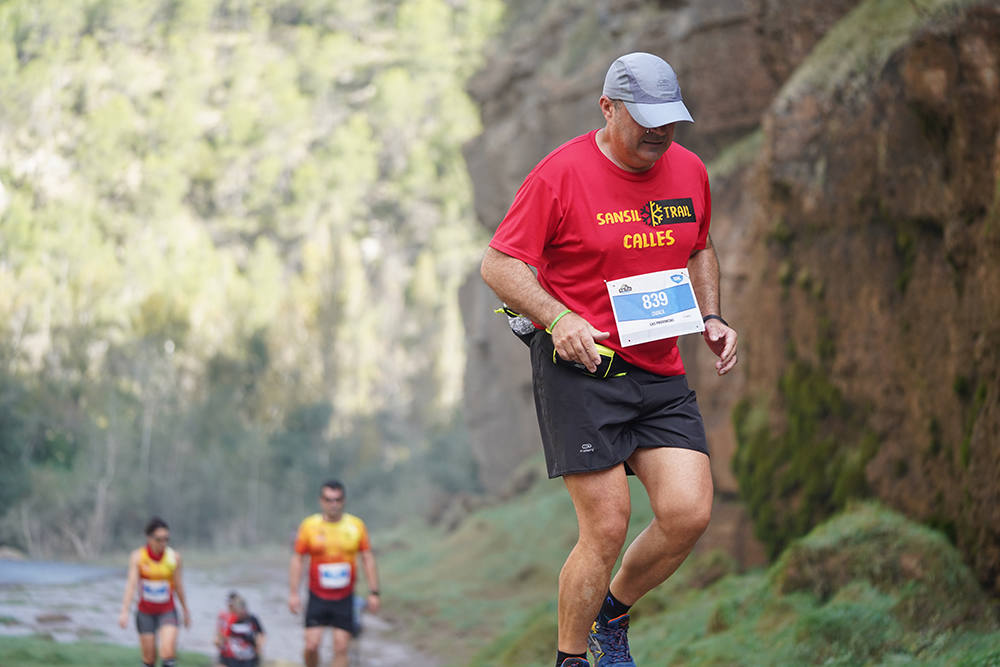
369,590,380,596
703,314,729,327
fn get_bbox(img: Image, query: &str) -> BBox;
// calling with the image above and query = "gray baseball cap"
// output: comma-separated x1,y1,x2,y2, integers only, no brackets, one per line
603,52,694,128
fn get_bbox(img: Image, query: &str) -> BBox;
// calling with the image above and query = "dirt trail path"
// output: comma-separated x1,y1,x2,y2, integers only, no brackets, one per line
0,557,439,666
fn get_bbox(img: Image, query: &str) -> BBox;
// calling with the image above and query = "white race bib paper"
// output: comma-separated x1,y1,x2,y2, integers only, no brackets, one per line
606,268,704,347
140,579,170,603
318,562,352,589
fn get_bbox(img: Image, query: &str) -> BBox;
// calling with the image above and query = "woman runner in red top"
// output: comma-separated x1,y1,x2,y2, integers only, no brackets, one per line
118,517,191,667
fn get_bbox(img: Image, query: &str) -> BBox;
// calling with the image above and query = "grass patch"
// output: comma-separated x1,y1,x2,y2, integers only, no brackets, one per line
0,635,212,667
377,455,657,663
379,482,1000,666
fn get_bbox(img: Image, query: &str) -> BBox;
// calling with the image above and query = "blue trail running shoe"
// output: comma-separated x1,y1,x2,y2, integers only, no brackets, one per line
588,613,636,666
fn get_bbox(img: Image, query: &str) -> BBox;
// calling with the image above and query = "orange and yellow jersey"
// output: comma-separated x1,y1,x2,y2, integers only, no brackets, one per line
136,546,177,614
293,513,370,601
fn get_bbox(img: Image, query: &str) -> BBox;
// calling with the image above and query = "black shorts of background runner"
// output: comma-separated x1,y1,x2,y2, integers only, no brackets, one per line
220,658,259,667
305,594,357,636
530,331,709,478
135,608,178,634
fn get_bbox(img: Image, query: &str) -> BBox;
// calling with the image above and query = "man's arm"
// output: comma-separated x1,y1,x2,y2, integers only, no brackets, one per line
360,549,380,614
288,552,305,614
688,235,738,375
480,246,609,372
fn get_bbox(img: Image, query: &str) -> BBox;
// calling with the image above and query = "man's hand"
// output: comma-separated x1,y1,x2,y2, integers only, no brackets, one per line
703,320,738,375
118,609,128,629
288,591,301,615
366,593,381,614
551,312,610,373
182,608,191,628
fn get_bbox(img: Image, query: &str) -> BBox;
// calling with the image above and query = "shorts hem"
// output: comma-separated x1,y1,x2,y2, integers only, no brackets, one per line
547,441,710,478
304,593,358,636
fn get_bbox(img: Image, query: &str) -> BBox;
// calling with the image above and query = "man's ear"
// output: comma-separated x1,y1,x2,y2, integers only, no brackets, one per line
598,95,616,122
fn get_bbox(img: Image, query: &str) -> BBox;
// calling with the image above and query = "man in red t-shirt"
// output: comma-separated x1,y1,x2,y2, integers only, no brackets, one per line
481,52,738,667
288,480,380,667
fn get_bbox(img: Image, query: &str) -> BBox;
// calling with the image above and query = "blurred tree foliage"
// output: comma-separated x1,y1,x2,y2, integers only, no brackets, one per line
0,0,501,555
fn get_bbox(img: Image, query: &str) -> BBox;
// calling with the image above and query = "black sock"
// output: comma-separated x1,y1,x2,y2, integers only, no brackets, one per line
598,590,631,623
556,650,587,665
161,659,176,667
142,663,153,667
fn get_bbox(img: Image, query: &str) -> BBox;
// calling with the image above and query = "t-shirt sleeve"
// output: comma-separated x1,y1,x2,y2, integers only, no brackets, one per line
489,171,562,268
292,520,310,554
358,521,371,552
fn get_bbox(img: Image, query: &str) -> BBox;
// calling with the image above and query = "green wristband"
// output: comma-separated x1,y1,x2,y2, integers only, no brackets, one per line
546,308,573,334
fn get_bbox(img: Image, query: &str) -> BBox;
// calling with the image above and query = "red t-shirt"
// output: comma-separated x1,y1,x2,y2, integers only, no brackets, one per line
293,513,371,601
489,130,711,376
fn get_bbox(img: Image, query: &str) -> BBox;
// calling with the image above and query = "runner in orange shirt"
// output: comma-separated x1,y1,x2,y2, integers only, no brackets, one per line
118,517,191,667
288,480,380,667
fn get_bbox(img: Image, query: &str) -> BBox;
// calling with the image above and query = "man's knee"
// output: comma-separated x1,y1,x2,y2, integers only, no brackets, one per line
333,627,353,650
653,493,712,543
578,511,630,561
304,633,322,652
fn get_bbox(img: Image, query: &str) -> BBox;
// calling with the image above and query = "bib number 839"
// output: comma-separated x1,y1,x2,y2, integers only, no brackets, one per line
641,291,670,310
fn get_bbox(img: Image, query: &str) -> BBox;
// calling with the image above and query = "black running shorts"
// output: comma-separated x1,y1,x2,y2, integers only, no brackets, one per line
530,331,709,478
305,593,357,635
135,608,178,634
220,658,259,667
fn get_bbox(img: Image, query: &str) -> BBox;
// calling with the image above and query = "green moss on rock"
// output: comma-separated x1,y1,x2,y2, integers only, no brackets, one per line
772,503,993,633
732,359,878,558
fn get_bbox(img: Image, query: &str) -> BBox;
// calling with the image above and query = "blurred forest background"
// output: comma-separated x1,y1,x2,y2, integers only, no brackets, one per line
0,0,502,555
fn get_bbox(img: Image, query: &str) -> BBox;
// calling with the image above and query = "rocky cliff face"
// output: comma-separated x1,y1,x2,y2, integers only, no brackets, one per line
461,0,1000,593
739,2,1000,593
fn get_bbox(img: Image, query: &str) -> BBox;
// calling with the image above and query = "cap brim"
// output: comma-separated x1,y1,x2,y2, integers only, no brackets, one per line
623,100,694,128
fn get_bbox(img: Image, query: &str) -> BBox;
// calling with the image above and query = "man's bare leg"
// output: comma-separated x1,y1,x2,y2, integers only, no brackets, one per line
331,627,352,667
304,627,324,667
610,448,713,605
558,464,632,654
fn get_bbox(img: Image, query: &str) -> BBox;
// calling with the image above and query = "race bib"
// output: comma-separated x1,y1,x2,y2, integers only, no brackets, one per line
606,268,704,347
226,636,256,660
140,579,170,604
318,562,351,589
